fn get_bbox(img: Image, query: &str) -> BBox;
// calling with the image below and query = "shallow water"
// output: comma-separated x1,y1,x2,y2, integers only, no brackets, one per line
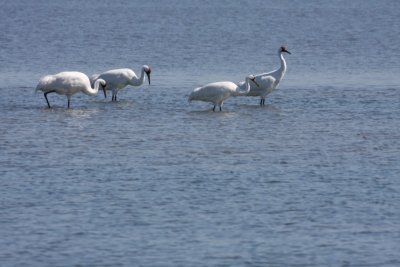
1,1,400,266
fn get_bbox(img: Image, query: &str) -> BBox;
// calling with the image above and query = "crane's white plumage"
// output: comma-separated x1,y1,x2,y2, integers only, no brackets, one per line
188,75,259,111
35,71,106,108
238,46,291,105
90,65,151,102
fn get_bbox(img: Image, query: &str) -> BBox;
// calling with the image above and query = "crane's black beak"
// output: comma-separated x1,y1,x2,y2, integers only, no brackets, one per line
252,78,260,88
146,70,151,85
284,49,291,54
102,83,107,98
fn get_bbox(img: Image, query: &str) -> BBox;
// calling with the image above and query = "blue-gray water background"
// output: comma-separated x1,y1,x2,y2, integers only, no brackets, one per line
1,0,399,266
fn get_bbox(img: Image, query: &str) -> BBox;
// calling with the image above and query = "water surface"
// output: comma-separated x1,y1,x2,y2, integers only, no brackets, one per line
0,1,399,266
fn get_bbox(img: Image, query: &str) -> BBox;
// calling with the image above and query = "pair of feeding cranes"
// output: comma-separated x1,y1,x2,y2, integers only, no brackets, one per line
35,46,290,110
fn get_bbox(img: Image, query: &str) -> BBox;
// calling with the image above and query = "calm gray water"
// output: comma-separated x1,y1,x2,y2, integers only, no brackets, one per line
1,0,400,266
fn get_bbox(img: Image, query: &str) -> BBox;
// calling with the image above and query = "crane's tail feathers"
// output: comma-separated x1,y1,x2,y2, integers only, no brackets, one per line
90,74,100,80
90,74,100,87
188,87,201,102
188,93,195,103
35,75,53,94
34,86,42,94
188,93,194,103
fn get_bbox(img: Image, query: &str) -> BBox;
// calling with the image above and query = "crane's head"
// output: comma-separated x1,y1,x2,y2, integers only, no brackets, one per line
98,79,107,98
279,46,291,54
143,65,151,85
248,74,260,88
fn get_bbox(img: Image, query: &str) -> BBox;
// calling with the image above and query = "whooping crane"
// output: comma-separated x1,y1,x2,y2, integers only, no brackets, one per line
238,46,291,106
90,65,151,102
35,71,106,108
189,75,259,111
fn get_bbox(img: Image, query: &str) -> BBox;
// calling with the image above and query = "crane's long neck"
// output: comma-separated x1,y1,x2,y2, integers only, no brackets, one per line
129,68,145,86
235,78,252,96
276,52,287,81
85,79,102,95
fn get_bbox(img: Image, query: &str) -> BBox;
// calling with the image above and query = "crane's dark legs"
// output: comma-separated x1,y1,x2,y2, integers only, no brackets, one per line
260,98,265,106
213,104,222,111
44,90,56,108
111,94,117,102
67,98,71,108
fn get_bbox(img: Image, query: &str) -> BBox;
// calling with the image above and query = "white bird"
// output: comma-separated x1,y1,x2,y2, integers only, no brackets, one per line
35,71,106,108
238,46,291,106
188,75,259,111
90,65,151,102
